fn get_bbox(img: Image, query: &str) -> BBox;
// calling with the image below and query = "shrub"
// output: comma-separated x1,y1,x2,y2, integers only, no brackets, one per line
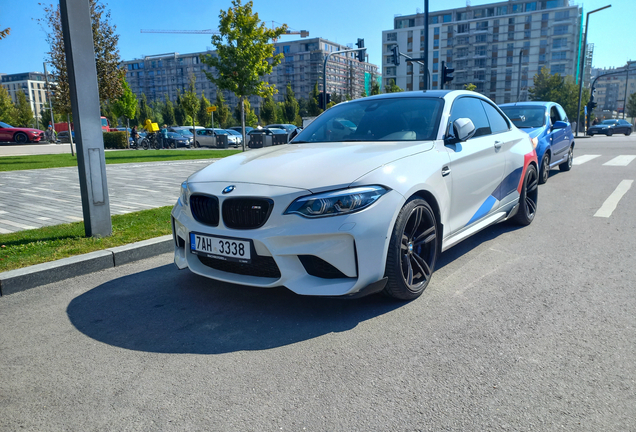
103,131,128,149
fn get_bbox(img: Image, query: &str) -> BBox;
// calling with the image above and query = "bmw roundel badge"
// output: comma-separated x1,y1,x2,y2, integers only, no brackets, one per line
222,185,235,194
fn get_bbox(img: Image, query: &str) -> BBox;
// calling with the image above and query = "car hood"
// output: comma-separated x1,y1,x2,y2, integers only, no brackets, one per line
187,141,435,192
17,127,44,133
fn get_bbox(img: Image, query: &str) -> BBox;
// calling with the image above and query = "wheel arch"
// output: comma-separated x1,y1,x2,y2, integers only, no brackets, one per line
407,189,444,254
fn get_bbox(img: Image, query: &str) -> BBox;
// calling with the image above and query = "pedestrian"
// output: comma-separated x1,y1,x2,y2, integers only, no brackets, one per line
45,125,56,143
131,125,138,147
160,124,168,149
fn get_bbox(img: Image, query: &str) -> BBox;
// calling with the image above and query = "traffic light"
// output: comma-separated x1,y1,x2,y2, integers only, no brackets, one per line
318,92,331,110
441,61,454,89
391,45,400,66
587,91,597,111
356,38,366,62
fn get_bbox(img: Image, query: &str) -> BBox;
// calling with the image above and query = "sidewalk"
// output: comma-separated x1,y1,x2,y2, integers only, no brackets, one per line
0,159,217,296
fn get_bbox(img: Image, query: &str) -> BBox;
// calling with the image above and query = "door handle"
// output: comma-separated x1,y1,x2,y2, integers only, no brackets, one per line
494,140,503,150
441,166,451,177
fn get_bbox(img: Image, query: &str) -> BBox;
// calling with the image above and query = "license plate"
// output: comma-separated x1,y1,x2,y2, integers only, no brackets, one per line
190,233,252,263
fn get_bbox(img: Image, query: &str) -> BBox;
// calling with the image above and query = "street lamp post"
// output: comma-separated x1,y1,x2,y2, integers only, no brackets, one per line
576,4,611,137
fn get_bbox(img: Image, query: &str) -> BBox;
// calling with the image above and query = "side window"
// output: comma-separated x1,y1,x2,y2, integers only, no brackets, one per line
481,101,510,134
549,106,562,125
448,97,491,138
556,105,568,122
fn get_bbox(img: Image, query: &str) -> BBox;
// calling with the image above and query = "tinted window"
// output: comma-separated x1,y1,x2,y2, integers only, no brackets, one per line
549,106,562,124
449,97,491,138
481,102,510,134
555,104,568,122
500,106,546,128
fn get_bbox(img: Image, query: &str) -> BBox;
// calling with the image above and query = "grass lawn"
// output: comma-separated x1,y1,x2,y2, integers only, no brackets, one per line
0,206,173,272
0,149,242,172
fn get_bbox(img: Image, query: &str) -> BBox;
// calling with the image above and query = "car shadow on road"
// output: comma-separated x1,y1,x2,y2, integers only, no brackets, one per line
66,264,404,355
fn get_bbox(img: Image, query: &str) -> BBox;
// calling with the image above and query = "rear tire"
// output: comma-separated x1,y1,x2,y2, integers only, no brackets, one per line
383,198,438,301
513,164,538,226
625,130,631,136
606,130,613,136
539,153,550,184
141,138,149,150
559,145,573,171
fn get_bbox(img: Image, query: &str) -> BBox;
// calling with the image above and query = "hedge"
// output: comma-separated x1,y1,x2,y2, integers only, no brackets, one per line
103,131,129,149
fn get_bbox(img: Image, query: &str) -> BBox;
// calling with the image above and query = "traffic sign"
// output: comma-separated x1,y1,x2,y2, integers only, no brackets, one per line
207,106,217,113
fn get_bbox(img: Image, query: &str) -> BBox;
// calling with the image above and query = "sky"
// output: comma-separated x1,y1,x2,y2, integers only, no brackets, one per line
0,0,633,76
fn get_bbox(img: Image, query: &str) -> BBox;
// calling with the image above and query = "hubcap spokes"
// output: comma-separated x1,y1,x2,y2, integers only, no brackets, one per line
525,169,539,218
400,207,436,289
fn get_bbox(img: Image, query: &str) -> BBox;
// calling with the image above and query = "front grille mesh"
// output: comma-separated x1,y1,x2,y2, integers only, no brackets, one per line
190,195,219,226
222,198,273,229
198,254,281,278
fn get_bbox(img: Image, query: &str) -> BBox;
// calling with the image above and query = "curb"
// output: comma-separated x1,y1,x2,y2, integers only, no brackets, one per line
0,235,173,296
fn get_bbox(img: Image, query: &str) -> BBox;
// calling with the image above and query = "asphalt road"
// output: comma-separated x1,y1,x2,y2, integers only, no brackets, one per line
1,135,635,431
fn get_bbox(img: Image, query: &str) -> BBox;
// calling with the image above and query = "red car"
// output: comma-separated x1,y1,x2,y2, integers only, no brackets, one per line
0,121,45,143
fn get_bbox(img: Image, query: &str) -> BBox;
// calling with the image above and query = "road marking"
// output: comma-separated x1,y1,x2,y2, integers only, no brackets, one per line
594,180,633,218
573,154,600,165
603,155,636,166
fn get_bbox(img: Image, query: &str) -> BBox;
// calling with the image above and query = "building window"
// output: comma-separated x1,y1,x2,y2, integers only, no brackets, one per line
554,25,569,35
553,38,567,49
443,14,452,23
512,4,522,13
497,6,507,15
429,16,439,24
457,12,467,21
552,64,566,74
434,27,440,35
434,39,439,48
475,46,487,56
474,59,486,68
552,51,567,60
525,2,537,11
387,32,397,42
508,32,515,40
475,34,487,43
555,10,570,21
542,13,549,21
457,24,469,33
476,21,488,31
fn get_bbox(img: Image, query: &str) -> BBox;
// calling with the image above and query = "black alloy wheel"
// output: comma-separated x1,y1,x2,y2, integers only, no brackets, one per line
625,129,631,136
606,129,613,136
14,132,28,144
539,153,550,184
559,145,573,171
384,198,438,300
513,164,538,226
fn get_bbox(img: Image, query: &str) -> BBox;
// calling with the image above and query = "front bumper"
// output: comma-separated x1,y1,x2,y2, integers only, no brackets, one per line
171,182,404,296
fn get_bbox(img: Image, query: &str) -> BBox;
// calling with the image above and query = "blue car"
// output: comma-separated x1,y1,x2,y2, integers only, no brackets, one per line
499,102,574,184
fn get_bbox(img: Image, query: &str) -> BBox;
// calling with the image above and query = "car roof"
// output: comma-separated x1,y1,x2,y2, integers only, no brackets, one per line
499,101,555,107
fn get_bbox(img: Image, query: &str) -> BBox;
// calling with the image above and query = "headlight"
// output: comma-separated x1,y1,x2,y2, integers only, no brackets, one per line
284,186,388,218
180,181,190,206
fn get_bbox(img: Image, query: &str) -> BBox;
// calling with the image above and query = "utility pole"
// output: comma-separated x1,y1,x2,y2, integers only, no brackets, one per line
59,0,112,237
43,62,55,134
516,50,523,102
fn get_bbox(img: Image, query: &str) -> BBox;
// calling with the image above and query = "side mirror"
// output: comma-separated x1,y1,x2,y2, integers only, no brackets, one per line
552,120,567,130
452,118,476,142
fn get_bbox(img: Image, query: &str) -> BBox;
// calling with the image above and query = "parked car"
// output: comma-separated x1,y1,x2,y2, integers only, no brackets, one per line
265,123,302,141
172,90,539,300
227,126,254,135
194,128,239,148
56,130,75,143
587,119,632,136
499,101,574,184
225,128,244,146
168,127,195,146
0,121,45,143
165,131,190,148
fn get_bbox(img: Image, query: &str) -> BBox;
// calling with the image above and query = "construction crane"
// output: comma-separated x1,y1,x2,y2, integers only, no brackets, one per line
140,28,309,37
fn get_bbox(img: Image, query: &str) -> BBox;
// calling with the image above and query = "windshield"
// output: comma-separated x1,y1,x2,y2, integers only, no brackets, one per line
175,130,193,136
601,120,616,125
500,106,546,128
101,118,108,127
294,97,444,143
213,129,229,135
0,121,13,128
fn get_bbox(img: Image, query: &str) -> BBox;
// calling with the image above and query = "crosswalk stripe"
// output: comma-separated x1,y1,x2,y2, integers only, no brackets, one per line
573,154,600,165
603,155,636,166
594,180,633,218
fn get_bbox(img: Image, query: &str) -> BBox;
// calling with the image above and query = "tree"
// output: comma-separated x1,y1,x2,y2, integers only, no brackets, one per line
627,92,636,119
197,93,211,127
138,93,153,126
282,83,299,124
384,79,403,93
101,101,118,127
162,95,176,126
234,99,258,127
0,87,17,125
111,80,137,125
0,28,10,40
201,0,287,149
464,83,477,91
38,1,125,116
174,92,186,126
528,67,588,121
370,71,381,95
14,91,34,127
260,94,277,125
214,92,231,128
307,82,322,116
181,78,201,135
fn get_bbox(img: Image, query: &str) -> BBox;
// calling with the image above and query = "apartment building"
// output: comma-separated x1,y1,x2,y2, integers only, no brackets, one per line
121,38,380,114
1,72,50,121
382,0,582,104
591,62,636,114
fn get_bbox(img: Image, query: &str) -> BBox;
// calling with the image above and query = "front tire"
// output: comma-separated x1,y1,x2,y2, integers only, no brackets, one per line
14,132,28,143
606,129,613,136
513,164,538,226
141,138,149,150
559,145,573,171
539,153,550,184
625,130,631,136
383,198,438,300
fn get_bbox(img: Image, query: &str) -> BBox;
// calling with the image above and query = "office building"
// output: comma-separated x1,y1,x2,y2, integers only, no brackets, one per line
591,62,636,115
382,0,582,104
